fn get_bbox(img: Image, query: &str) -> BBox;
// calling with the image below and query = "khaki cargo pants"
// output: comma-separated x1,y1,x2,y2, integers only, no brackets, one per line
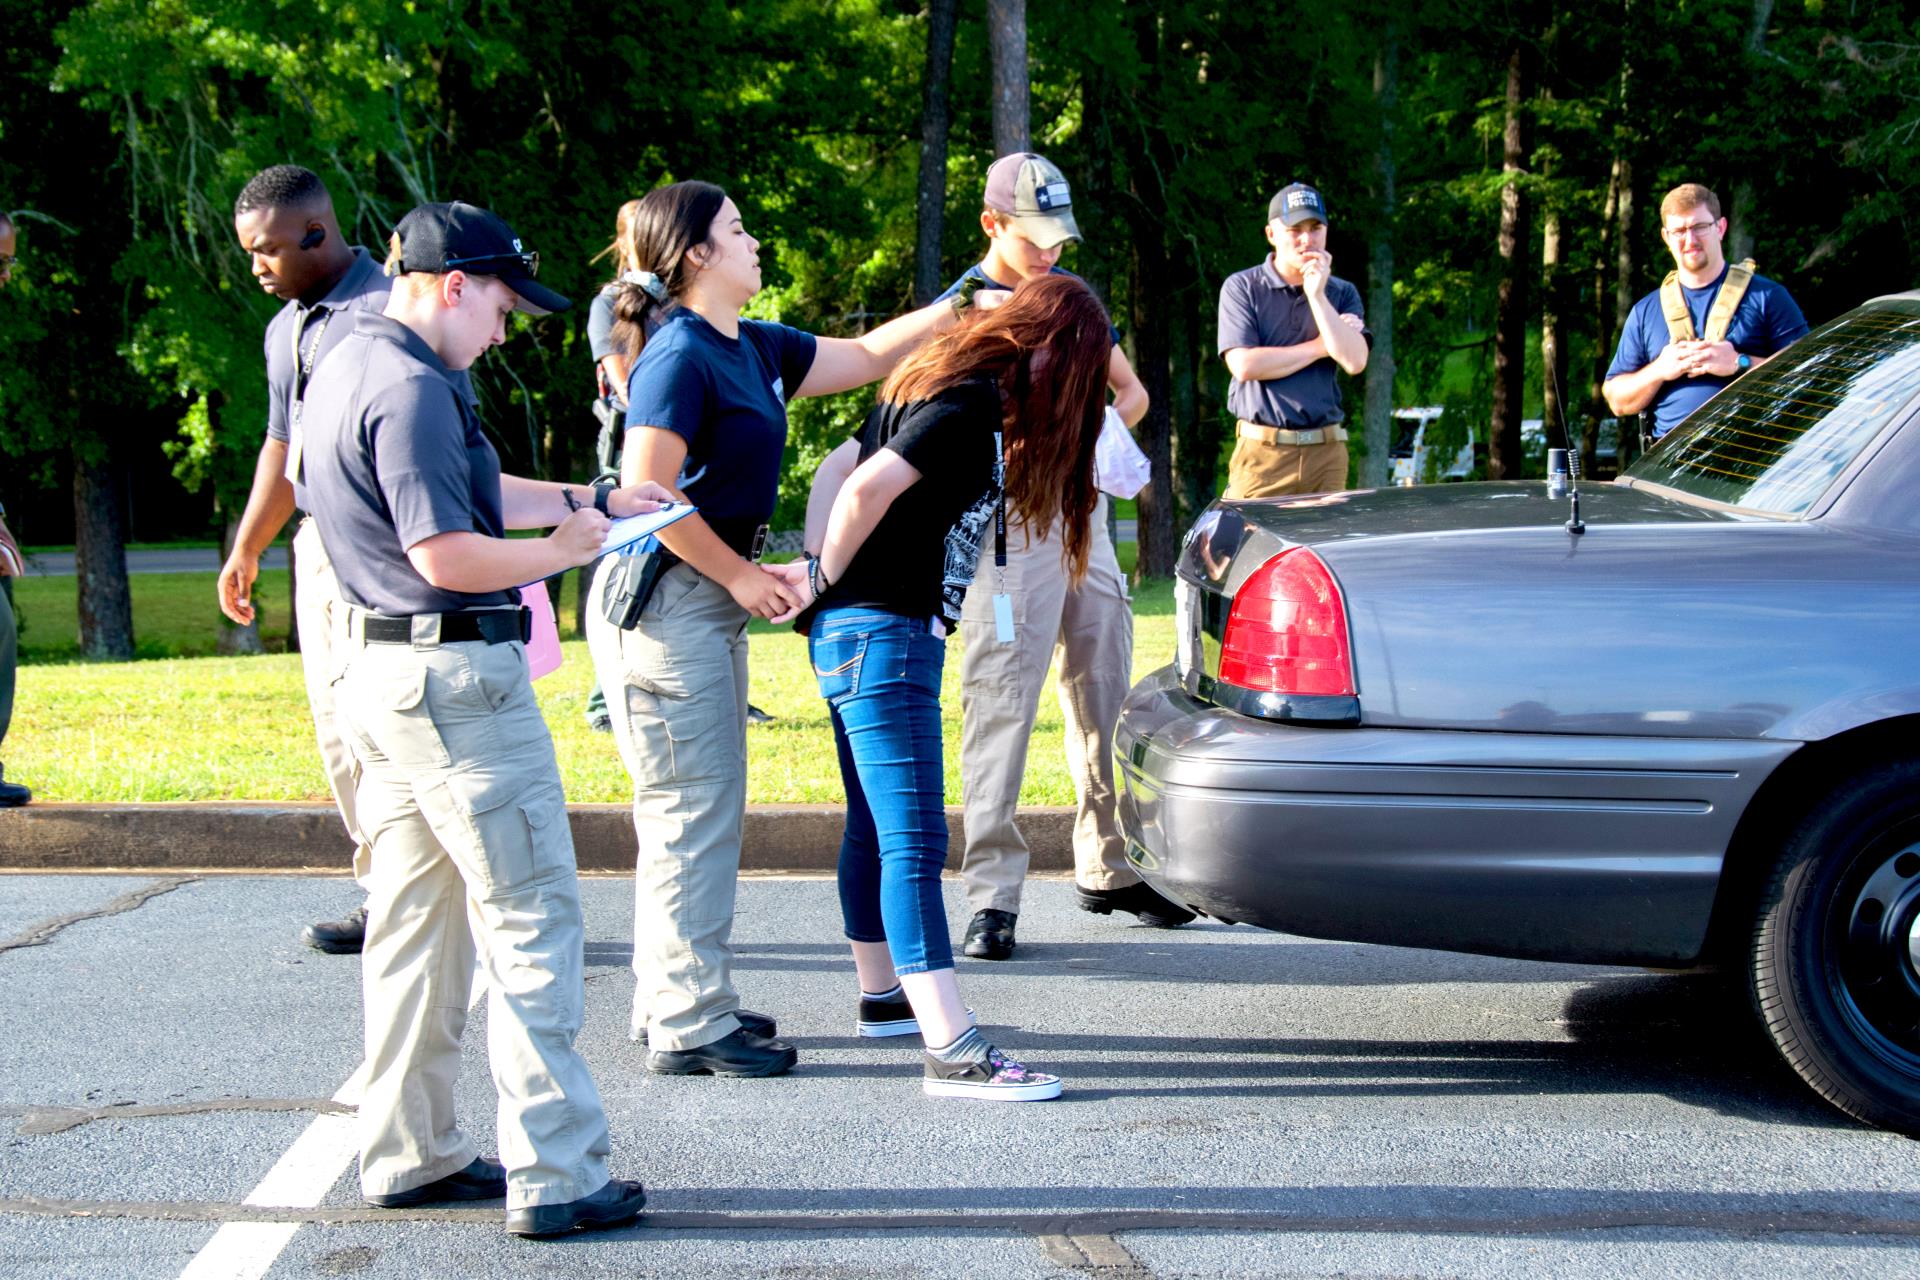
585,558,752,1052
293,518,371,881
958,495,1138,915
1223,437,1349,500
333,623,613,1211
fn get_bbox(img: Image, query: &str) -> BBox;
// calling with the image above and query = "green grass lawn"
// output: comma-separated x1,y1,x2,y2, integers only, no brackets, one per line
7,553,1174,806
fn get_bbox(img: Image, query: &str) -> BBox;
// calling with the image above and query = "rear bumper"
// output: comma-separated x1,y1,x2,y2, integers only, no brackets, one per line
1114,665,1796,966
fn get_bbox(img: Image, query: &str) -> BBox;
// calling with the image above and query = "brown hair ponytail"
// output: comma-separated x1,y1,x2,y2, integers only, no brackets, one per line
605,180,727,361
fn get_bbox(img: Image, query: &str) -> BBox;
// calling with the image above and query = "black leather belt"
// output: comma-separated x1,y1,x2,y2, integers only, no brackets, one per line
707,516,771,560
359,608,531,645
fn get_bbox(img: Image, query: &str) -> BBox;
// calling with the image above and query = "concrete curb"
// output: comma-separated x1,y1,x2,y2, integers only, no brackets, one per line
0,803,1080,873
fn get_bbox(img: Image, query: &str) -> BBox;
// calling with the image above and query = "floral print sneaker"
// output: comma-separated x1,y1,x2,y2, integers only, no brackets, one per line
922,1045,1062,1101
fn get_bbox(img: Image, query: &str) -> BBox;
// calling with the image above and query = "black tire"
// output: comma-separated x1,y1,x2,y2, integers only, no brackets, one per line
1750,756,1920,1135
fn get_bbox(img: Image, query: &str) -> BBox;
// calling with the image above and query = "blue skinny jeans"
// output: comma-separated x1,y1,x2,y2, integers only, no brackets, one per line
808,607,953,975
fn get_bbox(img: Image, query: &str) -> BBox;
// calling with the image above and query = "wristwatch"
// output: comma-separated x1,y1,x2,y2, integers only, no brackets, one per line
592,480,615,515
1735,353,1752,374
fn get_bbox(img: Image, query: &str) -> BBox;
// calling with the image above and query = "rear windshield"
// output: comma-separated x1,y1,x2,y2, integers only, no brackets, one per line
1624,300,1920,515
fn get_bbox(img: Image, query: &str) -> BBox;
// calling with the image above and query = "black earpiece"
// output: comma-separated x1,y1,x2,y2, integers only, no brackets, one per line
298,226,326,251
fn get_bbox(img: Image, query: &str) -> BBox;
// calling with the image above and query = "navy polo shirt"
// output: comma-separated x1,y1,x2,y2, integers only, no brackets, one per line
1217,257,1368,429
935,263,1124,345
264,245,473,509
623,309,816,526
1606,264,1809,438
300,313,513,618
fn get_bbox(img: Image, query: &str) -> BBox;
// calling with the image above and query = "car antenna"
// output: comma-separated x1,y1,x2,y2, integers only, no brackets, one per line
1545,362,1585,537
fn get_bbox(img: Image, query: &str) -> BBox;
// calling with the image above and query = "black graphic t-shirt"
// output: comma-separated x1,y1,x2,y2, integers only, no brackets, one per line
796,377,1004,634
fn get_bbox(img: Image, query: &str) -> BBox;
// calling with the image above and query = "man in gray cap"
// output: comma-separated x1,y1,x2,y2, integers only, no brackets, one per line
932,153,1188,964
1217,182,1370,498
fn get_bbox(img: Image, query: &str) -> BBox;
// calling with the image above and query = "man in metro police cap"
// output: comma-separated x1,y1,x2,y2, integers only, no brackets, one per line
1216,181,1370,499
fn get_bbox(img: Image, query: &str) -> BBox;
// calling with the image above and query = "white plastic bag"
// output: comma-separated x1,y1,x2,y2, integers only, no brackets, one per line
1093,406,1151,499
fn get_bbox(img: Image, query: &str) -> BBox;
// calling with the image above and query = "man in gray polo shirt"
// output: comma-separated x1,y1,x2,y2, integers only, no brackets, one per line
1217,183,1370,498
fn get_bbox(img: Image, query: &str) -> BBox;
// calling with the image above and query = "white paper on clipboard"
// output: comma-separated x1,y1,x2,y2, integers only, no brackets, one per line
600,501,698,557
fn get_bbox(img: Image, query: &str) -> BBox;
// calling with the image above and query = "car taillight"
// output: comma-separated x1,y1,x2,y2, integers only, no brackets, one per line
1216,547,1354,696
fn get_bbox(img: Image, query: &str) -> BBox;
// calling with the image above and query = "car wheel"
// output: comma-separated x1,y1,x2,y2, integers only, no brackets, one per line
1750,757,1920,1135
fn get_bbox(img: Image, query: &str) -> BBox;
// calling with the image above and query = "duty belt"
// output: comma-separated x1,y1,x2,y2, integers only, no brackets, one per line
1237,420,1350,447
350,606,531,646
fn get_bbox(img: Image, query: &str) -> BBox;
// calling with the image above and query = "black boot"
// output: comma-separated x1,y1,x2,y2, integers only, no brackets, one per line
962,909,1017,961
1076,881,1195,928
646,1027,798,1078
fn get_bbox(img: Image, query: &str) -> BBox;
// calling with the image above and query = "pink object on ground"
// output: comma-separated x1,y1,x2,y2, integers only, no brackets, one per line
522,584,563,679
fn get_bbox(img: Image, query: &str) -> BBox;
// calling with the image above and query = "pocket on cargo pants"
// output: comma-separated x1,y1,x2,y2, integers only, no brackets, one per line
422,772,575,901
622,664,734,788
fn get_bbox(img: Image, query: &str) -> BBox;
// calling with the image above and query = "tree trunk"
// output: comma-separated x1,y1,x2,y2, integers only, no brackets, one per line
1130,239,1176,579
1612,154,1639,467
72,450,133,659
1727,0,1774,263
987,0,1030,157
215,516,263,655
1172,288,1214,520
1361,25,1399,488
913,0,960,306
1541,198,1569,452
1488,33,1533,481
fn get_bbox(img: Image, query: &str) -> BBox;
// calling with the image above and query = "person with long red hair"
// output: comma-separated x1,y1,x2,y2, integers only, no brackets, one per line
778,273,1114,1100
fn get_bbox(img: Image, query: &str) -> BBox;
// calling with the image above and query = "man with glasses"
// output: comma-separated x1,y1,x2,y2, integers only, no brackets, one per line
1604,183,1808,442
220,165,466,955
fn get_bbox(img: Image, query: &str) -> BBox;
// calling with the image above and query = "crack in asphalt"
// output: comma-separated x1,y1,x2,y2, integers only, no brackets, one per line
2,1196,1918,1239
4,1097,354,1136
0,876,198,956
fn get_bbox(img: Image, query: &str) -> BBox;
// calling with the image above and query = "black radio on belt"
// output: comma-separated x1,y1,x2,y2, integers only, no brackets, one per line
601,542,680,631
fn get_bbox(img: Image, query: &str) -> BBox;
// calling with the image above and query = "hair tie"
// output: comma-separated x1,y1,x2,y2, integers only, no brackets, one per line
622,269,670,305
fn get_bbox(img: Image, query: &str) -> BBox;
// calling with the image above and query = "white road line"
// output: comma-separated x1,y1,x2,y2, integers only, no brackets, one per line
178,977,483,1280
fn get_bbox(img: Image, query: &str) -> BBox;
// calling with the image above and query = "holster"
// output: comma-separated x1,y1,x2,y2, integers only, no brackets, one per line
601,539,679,631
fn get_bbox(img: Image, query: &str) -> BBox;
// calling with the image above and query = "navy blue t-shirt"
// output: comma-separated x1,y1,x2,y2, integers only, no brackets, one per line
1606,265,1809,438
301,313,513,618
623,309,817,526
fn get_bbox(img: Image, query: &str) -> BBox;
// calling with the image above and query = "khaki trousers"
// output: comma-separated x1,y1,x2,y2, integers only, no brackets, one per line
958,496,1137,915
1222,437,1349,500
334,630,612,1211
585,558,751,1052
293,518,371,881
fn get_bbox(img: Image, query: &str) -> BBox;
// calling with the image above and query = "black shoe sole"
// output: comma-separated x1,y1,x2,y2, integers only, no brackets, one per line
506,1188,647,1238
646,1048,798,1078
963,942,1015,960
1075,889,1194,928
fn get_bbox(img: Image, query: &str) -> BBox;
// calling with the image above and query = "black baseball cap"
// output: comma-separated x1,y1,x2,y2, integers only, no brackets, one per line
391,201,572,316
1268,183,1329,227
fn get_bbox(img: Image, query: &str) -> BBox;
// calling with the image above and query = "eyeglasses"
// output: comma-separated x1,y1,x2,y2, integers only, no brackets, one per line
1664,221,1718,242
443,250,539,276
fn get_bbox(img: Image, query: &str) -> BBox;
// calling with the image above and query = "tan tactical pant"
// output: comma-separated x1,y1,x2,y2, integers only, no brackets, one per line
958,496,1137,915
585,558,752,1052
1223,438,1349,500
293,518,371,882
334,626,612,1211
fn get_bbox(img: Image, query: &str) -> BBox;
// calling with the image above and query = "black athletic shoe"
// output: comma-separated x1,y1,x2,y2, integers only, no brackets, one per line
635,1009,776,1048
365,1156,507,1208
857,995,975,1039
505,1178,647,1238
0,776,29,807
302,905,368,954
646,1026,798,1078
962,909,1017,961
1076,881,1196,928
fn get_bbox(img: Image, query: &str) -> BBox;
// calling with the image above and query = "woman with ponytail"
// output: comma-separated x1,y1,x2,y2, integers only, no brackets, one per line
586,180,989,1079
776,273,1115,1101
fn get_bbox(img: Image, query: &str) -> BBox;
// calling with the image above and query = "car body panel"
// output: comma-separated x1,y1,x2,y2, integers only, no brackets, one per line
1116,666,1797,964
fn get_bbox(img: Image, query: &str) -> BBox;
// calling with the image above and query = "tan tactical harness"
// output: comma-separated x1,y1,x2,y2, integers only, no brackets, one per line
1660,257,1757,343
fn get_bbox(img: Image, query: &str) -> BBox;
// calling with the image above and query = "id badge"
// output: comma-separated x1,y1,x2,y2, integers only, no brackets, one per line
992,591,1015,644
283,416,304,487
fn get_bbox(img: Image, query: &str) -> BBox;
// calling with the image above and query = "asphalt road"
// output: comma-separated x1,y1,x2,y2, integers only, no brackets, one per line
19,548,289,577
2,874,1915,1279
